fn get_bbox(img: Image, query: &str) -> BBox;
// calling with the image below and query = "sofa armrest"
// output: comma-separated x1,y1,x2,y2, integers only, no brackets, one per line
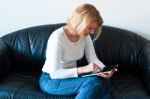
0,38,11,78
139,43,150,94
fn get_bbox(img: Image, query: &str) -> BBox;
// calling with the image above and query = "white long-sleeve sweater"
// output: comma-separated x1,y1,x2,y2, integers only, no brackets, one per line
42,27,105,79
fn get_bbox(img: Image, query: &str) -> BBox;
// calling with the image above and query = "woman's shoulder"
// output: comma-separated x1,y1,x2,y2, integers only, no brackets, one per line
51,26,64,36
48,26,65,41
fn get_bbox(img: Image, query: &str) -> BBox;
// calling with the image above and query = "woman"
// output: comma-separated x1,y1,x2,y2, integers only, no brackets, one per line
39,3,114,99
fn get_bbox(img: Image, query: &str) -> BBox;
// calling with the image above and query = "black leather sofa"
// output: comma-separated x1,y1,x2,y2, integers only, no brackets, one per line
0,23,150,99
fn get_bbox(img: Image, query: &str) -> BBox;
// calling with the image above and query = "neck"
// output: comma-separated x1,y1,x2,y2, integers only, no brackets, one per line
64,25,76,35
63,25,80,42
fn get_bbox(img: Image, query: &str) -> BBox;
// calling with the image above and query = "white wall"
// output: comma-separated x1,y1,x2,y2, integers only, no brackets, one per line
0,0,150,39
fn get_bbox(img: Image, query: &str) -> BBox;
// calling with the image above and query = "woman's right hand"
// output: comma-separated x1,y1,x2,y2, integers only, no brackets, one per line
77,63,101,75
86,63,101,73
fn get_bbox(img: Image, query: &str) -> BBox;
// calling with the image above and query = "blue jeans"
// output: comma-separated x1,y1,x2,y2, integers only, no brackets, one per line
39,72,111,99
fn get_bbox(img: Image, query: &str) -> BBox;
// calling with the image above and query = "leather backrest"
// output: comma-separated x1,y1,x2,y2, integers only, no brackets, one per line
1,24,64,72
94,26,149,72
0,39,11,77
1,24,149,72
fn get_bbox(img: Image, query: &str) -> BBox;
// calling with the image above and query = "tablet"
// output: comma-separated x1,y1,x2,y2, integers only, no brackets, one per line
100,64,118,73
81,64,118,77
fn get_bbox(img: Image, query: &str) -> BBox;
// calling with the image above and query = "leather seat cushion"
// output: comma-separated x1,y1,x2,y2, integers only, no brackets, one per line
0,71,75,99
111,72,150,99
0,71,150,99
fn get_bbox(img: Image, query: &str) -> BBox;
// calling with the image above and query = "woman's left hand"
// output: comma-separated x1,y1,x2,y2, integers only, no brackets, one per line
97,70,117,78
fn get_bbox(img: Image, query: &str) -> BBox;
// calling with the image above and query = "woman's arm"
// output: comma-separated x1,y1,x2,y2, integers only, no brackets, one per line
84,35,105,70
77,63,101,75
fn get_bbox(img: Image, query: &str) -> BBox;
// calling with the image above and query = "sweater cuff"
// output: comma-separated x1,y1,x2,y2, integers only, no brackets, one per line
73,68,78,77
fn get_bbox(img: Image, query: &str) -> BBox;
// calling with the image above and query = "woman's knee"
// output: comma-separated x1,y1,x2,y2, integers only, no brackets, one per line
39,75,47,92
39,72,52,93
76,76,102,99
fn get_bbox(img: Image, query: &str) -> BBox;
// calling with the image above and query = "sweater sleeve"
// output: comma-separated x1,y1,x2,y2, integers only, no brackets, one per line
84,35,105,70
42,32,78,79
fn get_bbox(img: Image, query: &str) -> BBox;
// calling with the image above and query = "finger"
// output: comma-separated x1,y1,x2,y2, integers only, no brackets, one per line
97,73,108,78
93,67,100,72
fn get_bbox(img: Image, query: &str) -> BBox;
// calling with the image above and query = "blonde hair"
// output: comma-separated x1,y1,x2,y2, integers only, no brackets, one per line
67,3,103,40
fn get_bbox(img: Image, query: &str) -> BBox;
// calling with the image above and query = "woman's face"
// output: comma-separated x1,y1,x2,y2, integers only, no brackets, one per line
81,21,98,36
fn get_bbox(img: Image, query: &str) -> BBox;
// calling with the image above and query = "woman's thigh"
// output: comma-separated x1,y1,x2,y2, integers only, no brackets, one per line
39,72,102,95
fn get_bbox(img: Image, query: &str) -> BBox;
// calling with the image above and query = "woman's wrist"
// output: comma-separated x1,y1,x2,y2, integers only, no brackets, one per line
77,66,85,75
77,67,83,75
77,66,89,75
